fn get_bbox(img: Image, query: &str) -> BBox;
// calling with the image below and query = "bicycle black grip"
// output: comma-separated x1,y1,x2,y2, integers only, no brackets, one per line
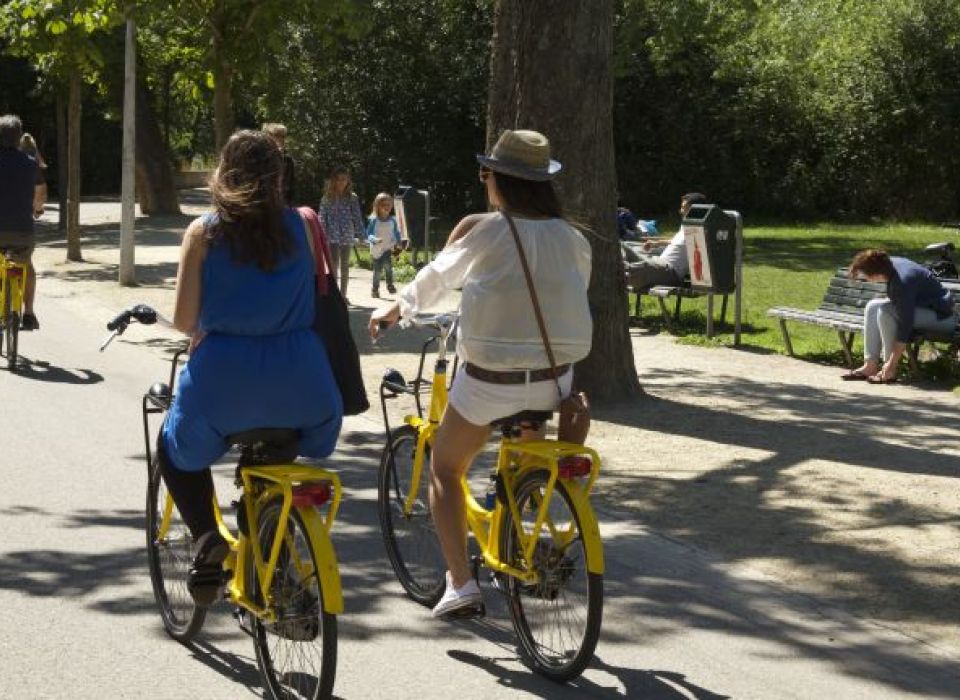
106,310,129,331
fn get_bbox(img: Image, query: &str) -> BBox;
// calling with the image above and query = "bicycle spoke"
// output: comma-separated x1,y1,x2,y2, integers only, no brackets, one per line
503,471,602,681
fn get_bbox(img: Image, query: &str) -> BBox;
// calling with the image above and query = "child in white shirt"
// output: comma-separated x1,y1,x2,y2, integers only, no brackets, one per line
365,192,403,298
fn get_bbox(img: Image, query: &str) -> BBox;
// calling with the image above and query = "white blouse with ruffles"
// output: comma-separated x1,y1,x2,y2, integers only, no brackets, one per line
398,213,593,370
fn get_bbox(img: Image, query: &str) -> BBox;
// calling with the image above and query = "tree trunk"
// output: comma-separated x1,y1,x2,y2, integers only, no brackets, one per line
56,90,67,233
134,74,181,215
66,70,83,262
211,3,234,151
487,0,641,401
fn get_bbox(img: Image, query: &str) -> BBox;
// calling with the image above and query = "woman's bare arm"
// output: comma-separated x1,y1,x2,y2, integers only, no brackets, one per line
172,219,207,334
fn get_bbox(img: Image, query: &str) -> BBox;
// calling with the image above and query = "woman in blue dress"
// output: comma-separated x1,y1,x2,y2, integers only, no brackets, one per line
157,130,343,605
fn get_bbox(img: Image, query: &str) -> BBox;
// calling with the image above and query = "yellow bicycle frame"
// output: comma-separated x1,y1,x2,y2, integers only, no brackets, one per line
400,360,605,585
156,465,344,619
0,253,26,322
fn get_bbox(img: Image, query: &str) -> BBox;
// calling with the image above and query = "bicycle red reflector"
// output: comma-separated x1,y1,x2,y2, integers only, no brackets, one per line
558,456,592,479
7,268,23,278
292,483,332,507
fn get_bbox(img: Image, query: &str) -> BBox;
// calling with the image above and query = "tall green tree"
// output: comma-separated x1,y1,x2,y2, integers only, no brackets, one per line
156,0,368,150
0,0,121,260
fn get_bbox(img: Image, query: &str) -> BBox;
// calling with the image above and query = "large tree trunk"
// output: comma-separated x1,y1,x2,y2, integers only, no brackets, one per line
487,0,641,401
66,70,83,262
134,75,180,215
211,2,234,151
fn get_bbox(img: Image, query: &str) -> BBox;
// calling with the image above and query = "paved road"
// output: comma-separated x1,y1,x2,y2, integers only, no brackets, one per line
1,292,958,699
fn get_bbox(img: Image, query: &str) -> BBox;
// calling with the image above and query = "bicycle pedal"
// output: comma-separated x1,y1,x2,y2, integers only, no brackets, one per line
233,608,255,637
442,602,485,621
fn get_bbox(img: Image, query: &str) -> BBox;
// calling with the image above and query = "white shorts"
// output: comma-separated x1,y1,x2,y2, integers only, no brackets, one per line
447,365,573,427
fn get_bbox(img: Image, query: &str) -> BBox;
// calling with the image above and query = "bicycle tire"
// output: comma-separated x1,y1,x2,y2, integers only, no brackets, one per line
251,497,337,700
3,281,16,371
146,455,206,641
377,424,446,607
7,311,18,371
500,469,603,682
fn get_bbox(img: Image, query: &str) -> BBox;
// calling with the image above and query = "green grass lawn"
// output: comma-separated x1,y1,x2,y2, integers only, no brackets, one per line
629,222,959,380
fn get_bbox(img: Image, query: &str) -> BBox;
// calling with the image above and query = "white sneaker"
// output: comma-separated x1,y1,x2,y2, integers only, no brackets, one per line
432,571,483,618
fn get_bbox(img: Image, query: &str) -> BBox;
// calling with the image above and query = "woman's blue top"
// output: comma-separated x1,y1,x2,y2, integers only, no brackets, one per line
162,209,343,472
888,256,955,342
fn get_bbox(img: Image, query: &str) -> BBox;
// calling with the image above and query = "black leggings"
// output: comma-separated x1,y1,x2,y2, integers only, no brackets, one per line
156,438,217,540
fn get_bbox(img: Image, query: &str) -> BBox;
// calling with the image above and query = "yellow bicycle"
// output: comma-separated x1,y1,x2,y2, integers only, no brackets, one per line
377,313,604,682
104,305,342,700
0,249,27,371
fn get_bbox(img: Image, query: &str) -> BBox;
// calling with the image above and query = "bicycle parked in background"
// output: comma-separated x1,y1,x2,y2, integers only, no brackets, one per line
924,223,960,280
102,305,343,700
0,249,27,371
376,313,604,682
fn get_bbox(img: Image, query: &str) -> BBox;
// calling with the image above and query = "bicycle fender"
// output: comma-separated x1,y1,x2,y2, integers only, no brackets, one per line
297,507,344,614
561,480,605,575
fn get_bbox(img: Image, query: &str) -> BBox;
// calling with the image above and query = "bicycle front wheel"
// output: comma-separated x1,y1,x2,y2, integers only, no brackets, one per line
378,424,446,607
251,498,337,700
500,470,603,682
146,455,206,641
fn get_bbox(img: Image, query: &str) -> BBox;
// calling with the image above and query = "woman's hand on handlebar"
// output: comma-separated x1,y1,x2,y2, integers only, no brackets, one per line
369,301,401,341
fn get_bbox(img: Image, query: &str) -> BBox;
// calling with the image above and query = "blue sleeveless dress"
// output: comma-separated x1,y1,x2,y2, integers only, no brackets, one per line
161,209,343,472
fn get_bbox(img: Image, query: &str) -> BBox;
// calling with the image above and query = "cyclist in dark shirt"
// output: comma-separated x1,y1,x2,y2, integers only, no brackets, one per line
0,114,46,330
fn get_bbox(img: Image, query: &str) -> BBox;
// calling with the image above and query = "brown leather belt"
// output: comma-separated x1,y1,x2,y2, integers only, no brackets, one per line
463,362,570,385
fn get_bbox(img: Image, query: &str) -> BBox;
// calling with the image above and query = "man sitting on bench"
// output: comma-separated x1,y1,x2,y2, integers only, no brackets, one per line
624,192,706,290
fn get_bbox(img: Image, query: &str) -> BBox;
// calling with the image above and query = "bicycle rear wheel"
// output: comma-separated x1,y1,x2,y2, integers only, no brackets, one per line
500,470,603,682
3,284,17,372
146,455,206,641
378,424,445,607
251,498,337,700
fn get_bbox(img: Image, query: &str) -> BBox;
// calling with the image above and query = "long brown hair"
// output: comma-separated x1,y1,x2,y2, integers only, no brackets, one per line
207,130,291,271
491,171,564,218
322,164,354,203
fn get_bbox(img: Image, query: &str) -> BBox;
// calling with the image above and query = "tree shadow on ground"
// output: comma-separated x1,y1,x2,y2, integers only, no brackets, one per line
741,234,939,274
35,218,190,251
38,259,179,287
3,429,959,696
589,367,960,661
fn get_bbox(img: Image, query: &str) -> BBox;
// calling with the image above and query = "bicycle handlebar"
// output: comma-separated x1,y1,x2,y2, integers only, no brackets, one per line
100,304,166,351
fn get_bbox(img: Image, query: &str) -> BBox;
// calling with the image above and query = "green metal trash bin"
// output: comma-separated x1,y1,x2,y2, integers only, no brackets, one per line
682,204,738,294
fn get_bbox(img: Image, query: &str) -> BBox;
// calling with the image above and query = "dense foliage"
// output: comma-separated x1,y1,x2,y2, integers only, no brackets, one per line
614,0,960,220
2,0,958,221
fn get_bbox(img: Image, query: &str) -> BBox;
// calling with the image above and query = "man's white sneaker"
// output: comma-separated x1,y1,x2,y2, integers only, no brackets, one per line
432,572,483,618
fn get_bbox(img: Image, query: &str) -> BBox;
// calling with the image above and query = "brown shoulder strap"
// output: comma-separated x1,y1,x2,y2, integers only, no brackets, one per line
502,210,564,399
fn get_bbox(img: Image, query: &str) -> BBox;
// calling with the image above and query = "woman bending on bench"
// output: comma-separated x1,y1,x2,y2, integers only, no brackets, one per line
842,248,956,384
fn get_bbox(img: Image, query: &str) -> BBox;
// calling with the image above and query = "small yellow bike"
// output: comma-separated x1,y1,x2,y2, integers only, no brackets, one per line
0,249,27,371
377,313,604,682
103,305,342,700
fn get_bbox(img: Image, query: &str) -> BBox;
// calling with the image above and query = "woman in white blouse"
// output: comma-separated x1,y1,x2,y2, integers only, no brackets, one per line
368,130,592,618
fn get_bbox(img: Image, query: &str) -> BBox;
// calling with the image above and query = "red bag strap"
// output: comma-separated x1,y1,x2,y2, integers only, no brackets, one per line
298,207,333,295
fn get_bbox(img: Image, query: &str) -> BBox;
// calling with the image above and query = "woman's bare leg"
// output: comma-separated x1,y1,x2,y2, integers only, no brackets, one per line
429,405,490,588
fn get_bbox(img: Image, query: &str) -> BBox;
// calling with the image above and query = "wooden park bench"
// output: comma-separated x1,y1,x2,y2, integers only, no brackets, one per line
767,268,960,369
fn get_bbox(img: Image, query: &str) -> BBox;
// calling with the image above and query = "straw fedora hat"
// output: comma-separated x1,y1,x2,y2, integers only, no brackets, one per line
476,129,562,181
